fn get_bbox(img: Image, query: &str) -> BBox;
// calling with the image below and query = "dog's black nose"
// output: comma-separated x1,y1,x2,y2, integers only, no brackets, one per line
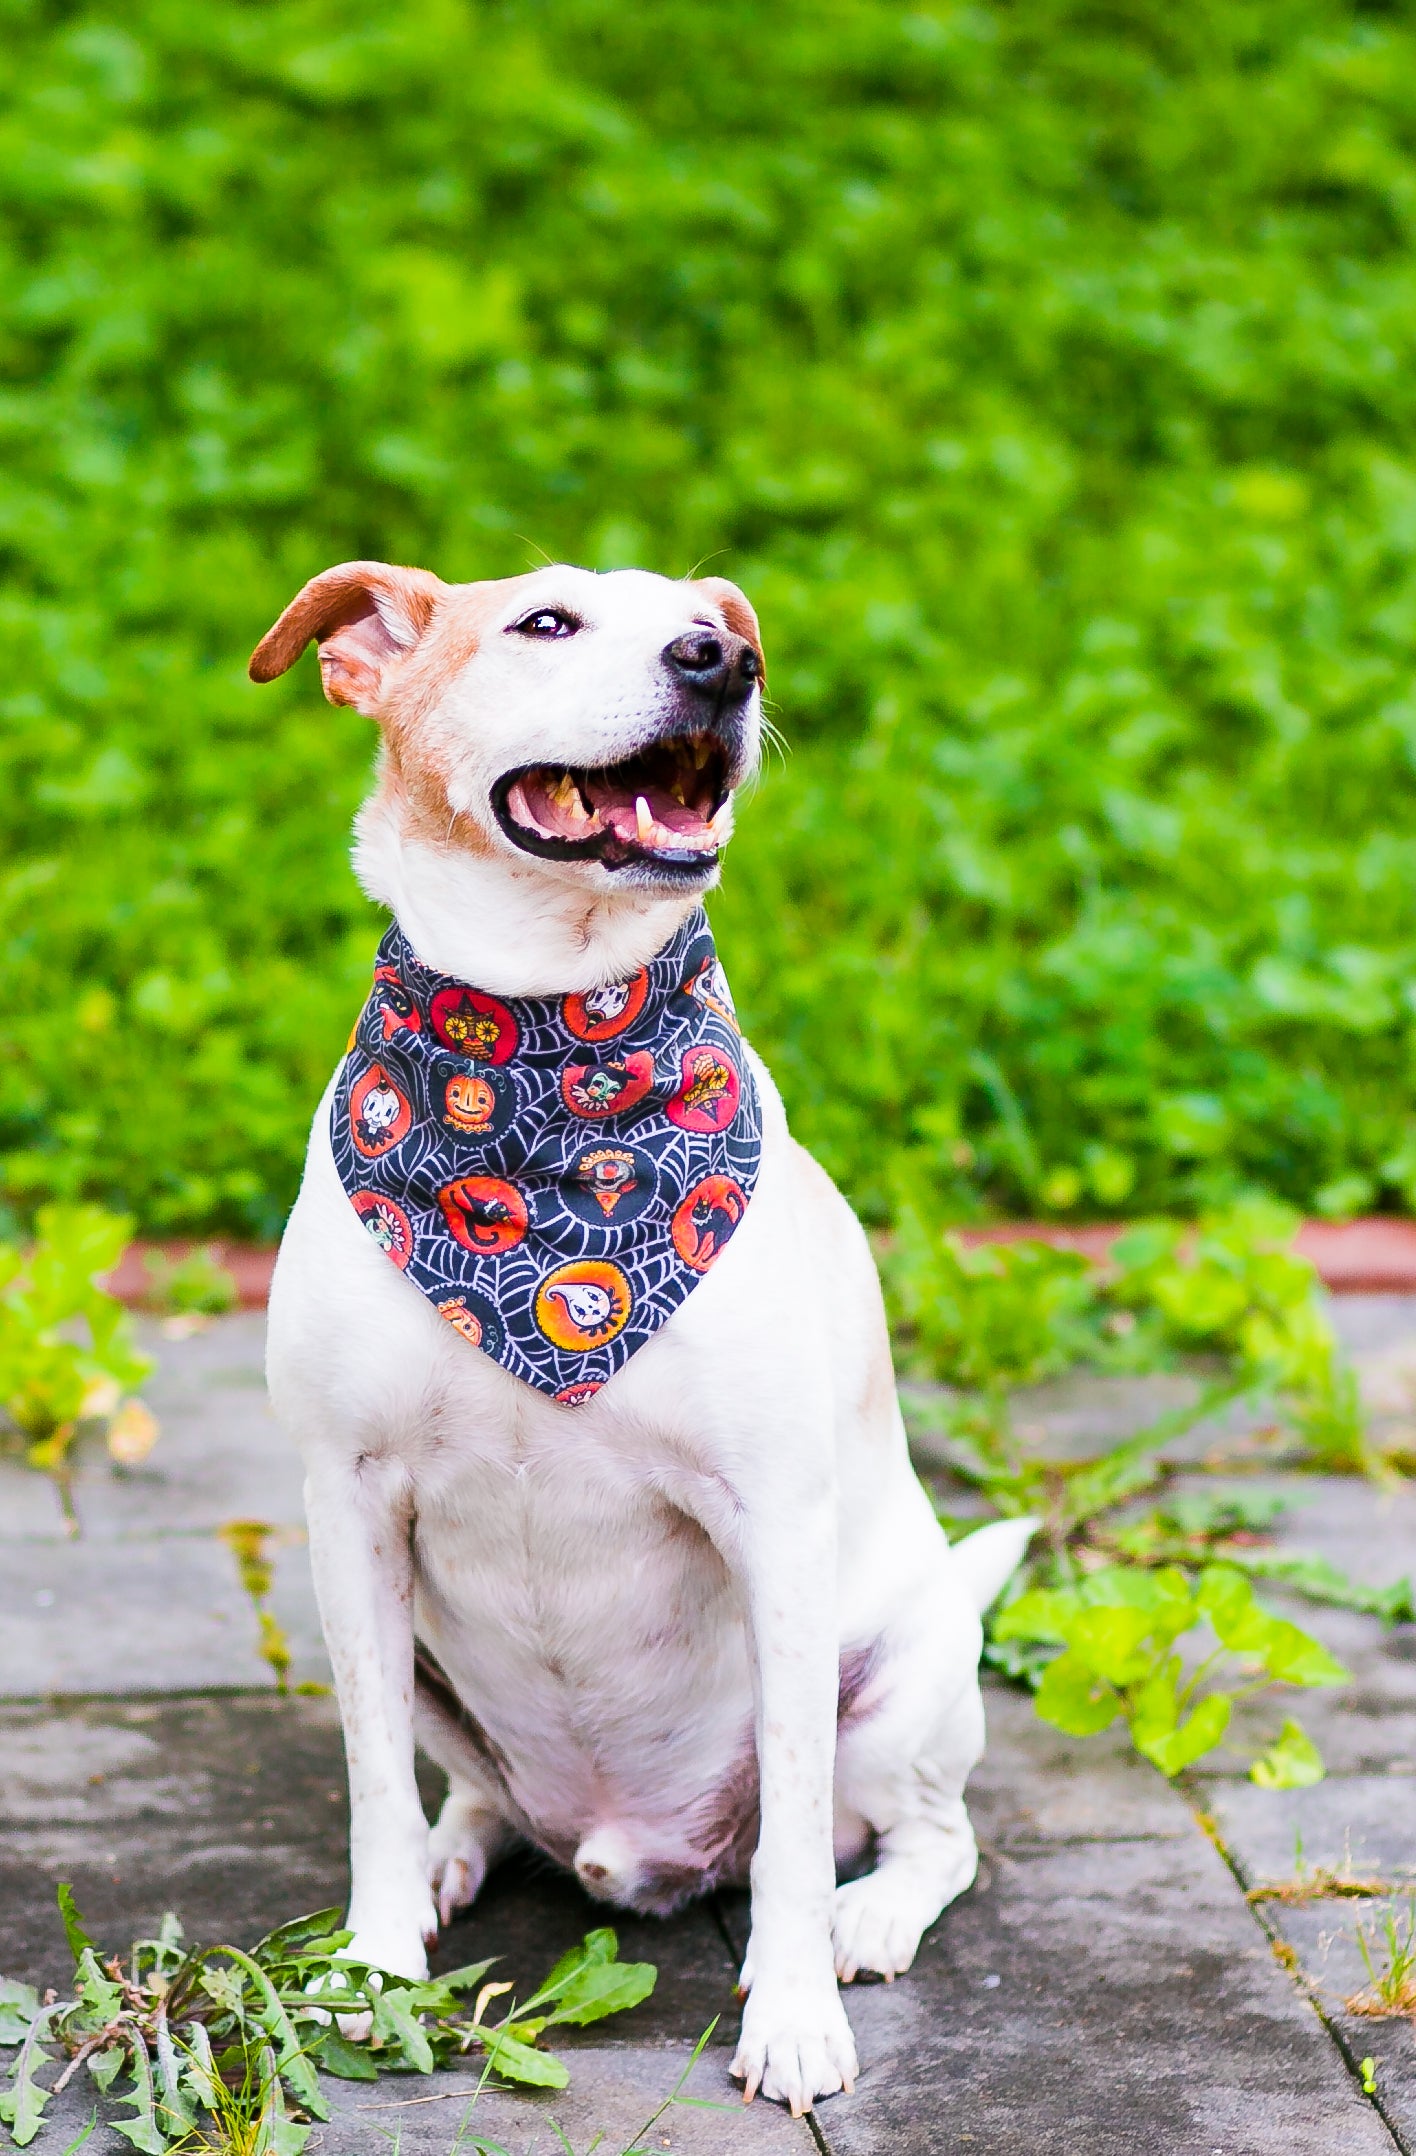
663,630,759,698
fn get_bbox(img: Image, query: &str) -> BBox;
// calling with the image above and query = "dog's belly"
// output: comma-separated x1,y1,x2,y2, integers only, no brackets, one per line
409,1455,758,1906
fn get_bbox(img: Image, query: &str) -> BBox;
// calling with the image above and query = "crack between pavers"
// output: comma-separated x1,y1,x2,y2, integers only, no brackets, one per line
1186,1787,1412,2153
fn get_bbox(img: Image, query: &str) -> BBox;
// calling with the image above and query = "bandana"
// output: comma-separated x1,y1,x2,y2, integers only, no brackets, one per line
330,909,762,1404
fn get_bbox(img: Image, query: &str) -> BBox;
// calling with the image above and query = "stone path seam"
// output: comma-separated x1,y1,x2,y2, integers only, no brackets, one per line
1193,1791,1410,2153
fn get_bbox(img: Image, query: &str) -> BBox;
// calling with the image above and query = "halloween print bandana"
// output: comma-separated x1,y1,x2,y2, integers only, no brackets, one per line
331,908,762,1404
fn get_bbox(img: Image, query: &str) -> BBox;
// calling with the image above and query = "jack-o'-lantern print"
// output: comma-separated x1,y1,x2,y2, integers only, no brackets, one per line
563,970,649,1043
535,1260,632,1350
431,1055,514,1142
562,1144,656,1227
350,1063,414,1157
436,1290,505,1360
561,1051,654,1119
351,1190,415,1268
665,1044,740,1134
437,1176,529,1256
430,984,519,1064
671,1175,746,1272
372,966,422,1040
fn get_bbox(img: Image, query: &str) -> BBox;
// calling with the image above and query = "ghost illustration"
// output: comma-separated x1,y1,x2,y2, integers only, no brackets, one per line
548,1281,614,1331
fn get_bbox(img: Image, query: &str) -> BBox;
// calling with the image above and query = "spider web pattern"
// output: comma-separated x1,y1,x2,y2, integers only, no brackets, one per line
329,908,763,1403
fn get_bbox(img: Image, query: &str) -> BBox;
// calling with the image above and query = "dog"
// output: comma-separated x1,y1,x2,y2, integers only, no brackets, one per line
251,560,1034,2116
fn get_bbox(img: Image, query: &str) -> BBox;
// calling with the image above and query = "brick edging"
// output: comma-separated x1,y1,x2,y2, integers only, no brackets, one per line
103,1217,1416,1310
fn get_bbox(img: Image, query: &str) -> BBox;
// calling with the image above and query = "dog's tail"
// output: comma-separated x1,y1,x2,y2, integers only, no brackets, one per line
950,1516,1040,1614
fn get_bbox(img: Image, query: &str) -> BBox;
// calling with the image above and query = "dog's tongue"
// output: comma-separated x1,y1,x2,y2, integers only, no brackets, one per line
583,775,717,848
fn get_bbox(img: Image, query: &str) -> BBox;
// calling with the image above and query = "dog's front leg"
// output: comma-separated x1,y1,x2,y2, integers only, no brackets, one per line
729,1487,858,2116
305,1453,436,1978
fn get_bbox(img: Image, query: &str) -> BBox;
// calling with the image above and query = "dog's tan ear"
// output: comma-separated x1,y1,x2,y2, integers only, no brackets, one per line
249,560,447,714
693,576,766,691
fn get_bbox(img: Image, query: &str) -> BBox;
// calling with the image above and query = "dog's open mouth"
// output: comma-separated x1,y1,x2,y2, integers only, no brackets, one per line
493,735,731,875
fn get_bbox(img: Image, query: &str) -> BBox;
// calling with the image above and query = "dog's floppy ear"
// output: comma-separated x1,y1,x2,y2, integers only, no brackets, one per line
249,560,447,714
693,576,766,691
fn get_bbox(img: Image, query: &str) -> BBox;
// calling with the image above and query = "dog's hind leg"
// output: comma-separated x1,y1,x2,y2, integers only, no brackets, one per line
829,1520,1013,1983
413,1647,519,1926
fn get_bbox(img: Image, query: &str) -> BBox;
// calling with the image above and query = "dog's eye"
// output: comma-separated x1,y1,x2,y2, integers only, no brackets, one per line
510,609,580,640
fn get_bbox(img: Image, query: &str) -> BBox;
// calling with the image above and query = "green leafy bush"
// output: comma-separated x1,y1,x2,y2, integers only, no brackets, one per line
8,2,1416,1232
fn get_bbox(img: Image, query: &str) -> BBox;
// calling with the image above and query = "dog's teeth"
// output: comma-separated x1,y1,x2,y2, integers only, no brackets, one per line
635,795,654,843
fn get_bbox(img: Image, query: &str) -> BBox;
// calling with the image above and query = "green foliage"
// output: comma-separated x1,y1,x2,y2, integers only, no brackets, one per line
8,2,1416,1230
0,1204,154,1525
0,1894,656,2151
141,1248,238,1318
910,1218,1412,1774
994,1563,1346,1779
1348,1895,1416,2018
891,1199,1381,1470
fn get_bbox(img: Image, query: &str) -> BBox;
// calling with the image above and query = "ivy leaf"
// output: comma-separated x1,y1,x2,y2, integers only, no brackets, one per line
1256,1622,1349,1689
1034,1650,1121,1735
992,1587,1076,1645
1136,1692,1231,1777
1250,1720,1326,1789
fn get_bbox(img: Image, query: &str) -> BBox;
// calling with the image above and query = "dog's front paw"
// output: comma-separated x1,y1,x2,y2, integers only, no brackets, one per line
730,1978,857,2116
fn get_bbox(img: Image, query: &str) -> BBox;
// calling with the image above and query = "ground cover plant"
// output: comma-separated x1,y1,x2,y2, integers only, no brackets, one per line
0,1892,657,2152
887,1200,1416,1782
0,1203,157,1531
10,2,1416,1235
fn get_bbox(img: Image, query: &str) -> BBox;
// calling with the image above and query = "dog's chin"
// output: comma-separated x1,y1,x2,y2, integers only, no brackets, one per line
491,731,734,891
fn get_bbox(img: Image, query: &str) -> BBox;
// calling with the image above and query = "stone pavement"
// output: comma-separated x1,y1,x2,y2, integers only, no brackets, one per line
2,1307,1414,2153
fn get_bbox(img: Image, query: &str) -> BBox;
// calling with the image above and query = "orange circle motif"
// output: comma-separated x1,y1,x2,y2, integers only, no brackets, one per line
563,970,650,1043
534,1260,633,1351
671,1175,747,1273
437,1176,529,1256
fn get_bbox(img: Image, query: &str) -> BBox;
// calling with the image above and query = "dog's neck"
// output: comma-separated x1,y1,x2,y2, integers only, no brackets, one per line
353,790,708,997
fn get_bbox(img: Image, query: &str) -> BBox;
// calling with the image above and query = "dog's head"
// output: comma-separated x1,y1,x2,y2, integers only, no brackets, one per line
249,561,764,896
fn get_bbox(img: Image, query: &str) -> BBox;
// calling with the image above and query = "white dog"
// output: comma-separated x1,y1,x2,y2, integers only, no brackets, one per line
252,560,1033,2117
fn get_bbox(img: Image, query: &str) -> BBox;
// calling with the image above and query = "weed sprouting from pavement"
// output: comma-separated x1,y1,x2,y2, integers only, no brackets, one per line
1346,1897,1416,2019
0,1890,657,2151
888,1205,1414,1784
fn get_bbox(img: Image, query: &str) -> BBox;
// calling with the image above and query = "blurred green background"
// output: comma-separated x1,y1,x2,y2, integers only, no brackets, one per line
6,0,1416,1240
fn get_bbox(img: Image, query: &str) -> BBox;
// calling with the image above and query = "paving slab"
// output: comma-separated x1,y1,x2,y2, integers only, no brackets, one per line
0,1314,328,1695
4,1307,1413,2153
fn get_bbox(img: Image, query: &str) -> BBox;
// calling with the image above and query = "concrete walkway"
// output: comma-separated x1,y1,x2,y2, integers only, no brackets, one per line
2,1308,1414,2152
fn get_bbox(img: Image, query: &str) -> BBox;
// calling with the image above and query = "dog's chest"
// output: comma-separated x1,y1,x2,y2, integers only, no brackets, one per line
406,1402,748,1730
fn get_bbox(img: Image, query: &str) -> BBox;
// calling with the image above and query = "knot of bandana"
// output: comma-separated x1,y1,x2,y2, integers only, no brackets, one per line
330,909,763,1405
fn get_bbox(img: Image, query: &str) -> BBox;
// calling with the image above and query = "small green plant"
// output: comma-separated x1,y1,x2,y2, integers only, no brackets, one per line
992,1564,1347,1780
1346,1897,1416,2020
0,1206,156,1532
142,1248,239,1320
892,1206,1411,1782
218,1522,294,1695
0,1891,656,2152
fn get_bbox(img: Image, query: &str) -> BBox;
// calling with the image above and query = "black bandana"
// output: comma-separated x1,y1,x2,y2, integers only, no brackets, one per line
330,909,762,1404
